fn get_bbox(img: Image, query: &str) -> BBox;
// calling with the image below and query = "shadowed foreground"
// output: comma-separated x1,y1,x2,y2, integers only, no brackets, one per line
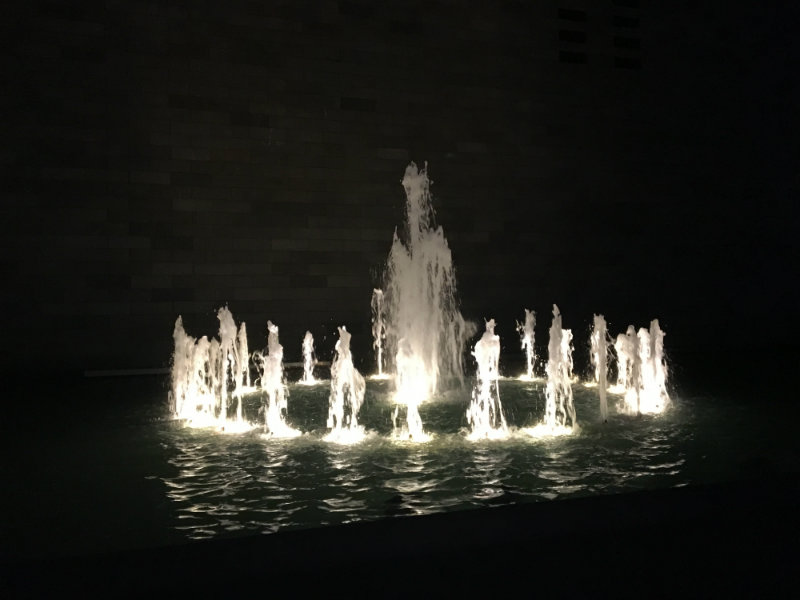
3,475,796,597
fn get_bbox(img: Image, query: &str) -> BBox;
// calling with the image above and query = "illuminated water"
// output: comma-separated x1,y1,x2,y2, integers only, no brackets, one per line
3,370,796,562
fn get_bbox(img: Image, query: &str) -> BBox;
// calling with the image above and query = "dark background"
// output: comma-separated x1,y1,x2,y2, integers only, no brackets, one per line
2,0,798,379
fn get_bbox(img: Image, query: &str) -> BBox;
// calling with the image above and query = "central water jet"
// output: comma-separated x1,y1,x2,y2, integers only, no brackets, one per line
383,162,471,437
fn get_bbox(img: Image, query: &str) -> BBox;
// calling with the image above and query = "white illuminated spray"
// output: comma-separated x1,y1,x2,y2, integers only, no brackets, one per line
300,331,317,385
544,304,578,432
371,289,387,377
217,306,240,423
590,314,609,422
613,326,636,394
170,316,194,419
237,323,250,387
614,320,669,415
207,338,222,420
467,319,508,440
638,320,670,413
170,309,251,429
259,321,300,437
384,162,471,438
616,325,641,414
325,326,366,443
516,309,536,380
232,322,249,421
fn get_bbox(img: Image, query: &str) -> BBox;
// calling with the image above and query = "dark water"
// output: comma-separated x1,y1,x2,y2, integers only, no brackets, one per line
2,373,794,561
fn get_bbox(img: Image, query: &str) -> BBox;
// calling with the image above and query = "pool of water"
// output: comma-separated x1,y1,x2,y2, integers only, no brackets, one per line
2,370,795,561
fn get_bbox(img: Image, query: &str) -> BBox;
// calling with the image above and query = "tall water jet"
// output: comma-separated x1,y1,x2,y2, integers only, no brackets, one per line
170,315,233,428
231,322,251,421
259,321,300,438
590,314,609,422
539,305,578,434
467,319,508,440
300,331,317,385
516,309,536,380
217,306,240,424
638,319,670,414
370,289,388,378
613,326,636,395
325,326,366,443
617,325,641,414
207,338,222,420
237,322,251,387
171,316,195,420
383,163,471,432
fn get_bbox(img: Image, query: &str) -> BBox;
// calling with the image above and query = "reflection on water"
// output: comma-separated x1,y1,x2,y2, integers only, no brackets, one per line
159,380,700,542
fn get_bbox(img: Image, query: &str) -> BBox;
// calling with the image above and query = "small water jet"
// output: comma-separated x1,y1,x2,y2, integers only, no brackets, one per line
516,308,536,380
258,321,300,438
299,331,317,385
466,319,508,440
325,326,366,443
370,289,389,379
383,162,472,431
590,314,610,422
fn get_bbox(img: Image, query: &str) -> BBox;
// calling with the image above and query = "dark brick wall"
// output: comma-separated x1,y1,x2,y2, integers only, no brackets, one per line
2,1,797,374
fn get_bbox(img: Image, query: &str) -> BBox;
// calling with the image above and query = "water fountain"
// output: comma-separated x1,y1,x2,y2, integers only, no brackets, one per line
170,308,252,430
467,319,508,440
325,326,366,443
525,305,578,436
612,325,637,397
613,320,670,415
638,319,670,414
516,308,536,380
238,322,252,392
258,321,300,438
300,331,317,385
383,162,473,438
590,314,609,422
370,289,388,378
165,163,674,443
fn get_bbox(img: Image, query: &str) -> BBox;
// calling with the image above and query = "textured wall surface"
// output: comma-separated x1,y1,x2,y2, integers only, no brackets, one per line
2,1,797,374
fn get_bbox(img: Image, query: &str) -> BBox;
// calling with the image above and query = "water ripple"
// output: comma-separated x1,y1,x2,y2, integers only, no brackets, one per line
153,382,728,541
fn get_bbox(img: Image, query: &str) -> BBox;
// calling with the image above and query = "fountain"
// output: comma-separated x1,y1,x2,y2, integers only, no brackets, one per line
258,321,300,438
167,163,670,443
300,331,317,385
638,320,670,414
516,308,536,380
525,305,578,436
170,309,253,430
613,320,670,415
612,325,637,397
467,319,508,440
383,162,472,438
370,289,388,378
325,326,366,443
237,322,252,392
590,314,609,422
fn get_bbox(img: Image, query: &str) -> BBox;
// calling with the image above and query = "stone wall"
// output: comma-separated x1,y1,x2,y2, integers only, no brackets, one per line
2,1,796,374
